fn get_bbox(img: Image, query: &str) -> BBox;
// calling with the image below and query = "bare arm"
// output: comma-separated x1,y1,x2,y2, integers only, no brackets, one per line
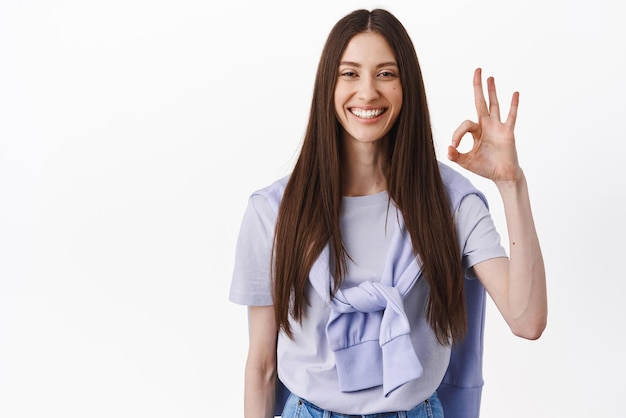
244,305,278,418
472,173,547,339
448,68,547,339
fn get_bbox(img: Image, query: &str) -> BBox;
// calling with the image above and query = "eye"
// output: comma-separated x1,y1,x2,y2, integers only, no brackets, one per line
378,70,398,78
340,70,358,77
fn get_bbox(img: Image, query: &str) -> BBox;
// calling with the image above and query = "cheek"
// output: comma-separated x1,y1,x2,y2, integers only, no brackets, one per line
384,84,402,101
394,90,403,110
334,91,349,121
333,90,341,112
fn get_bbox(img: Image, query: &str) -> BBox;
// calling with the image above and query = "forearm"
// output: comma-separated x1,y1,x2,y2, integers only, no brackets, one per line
244,361,277,418
496,169,547,339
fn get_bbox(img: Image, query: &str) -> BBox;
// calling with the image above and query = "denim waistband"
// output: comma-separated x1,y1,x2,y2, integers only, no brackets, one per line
296,392,437,418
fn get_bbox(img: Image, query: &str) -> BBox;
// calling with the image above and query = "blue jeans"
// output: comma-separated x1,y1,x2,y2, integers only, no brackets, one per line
281,392,444,418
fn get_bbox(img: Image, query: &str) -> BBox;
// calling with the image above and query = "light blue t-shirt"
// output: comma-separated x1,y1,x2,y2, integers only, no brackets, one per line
230,186,506,414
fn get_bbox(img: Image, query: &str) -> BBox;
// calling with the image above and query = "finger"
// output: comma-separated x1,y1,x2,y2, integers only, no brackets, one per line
451,120,480,147
506,91,520,128
473,68,489,117
447,145,471,166
447,145,460,162
487,76,501,121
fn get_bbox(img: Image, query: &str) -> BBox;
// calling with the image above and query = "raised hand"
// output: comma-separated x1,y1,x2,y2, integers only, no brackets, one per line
447,68,522,184
447,69,547,341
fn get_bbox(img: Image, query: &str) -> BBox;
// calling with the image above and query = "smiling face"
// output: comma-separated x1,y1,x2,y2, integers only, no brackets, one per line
334,32,403,146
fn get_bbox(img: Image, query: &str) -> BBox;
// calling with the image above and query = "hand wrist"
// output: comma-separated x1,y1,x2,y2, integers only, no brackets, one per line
494,167,526,191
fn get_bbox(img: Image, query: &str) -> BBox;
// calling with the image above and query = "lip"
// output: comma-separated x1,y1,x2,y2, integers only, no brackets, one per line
348,107,388,121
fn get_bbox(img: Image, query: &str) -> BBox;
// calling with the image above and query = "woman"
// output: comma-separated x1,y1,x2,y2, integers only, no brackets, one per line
230,8,546,418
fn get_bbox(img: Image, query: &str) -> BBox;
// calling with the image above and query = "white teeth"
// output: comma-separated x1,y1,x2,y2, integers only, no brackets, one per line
350,108,384,119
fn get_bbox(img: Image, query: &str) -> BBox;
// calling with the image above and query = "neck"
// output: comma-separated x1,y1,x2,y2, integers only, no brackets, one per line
341,137,389,197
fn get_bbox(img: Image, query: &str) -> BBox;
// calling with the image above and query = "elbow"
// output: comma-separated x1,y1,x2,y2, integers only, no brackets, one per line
246,358,277,385
513,327,544,341
507,296,548,340
510,317,547,340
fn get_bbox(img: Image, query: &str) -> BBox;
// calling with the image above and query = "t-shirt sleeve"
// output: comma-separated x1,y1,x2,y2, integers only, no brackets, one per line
455,194,508,279
229,193,277,306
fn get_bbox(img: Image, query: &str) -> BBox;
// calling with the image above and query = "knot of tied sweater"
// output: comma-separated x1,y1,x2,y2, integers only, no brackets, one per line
308,213,424,396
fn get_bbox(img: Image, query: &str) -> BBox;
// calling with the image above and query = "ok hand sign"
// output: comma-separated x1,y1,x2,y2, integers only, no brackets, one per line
448,68,522,184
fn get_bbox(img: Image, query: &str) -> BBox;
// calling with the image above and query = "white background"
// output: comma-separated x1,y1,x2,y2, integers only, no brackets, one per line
1,0,624,417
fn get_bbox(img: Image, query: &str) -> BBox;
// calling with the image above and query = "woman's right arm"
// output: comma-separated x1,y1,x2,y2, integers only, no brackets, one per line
244,305,278,418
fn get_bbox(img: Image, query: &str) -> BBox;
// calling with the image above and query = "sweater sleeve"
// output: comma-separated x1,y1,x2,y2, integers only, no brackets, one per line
455,194,508,279
229,193,277,306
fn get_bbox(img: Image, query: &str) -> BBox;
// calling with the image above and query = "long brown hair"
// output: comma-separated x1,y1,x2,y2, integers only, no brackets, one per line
272,9,466,345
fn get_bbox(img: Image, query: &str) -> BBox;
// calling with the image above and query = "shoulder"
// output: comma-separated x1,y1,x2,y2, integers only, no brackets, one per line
437,162,488,210
236,176,293,243
250,175,291,212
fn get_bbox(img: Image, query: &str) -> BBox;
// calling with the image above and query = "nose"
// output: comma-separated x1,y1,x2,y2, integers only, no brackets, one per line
357,76,379,102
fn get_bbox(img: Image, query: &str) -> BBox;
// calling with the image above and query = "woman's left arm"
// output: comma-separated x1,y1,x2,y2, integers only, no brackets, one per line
448,68,547,340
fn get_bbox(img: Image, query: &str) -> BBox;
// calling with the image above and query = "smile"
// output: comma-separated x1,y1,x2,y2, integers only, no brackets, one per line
349,108,386,119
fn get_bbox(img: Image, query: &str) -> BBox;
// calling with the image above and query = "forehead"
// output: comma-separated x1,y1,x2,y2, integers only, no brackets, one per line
340,32,396,64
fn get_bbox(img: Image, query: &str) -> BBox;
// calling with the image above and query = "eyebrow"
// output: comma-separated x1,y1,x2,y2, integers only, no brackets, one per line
339,61,398,68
